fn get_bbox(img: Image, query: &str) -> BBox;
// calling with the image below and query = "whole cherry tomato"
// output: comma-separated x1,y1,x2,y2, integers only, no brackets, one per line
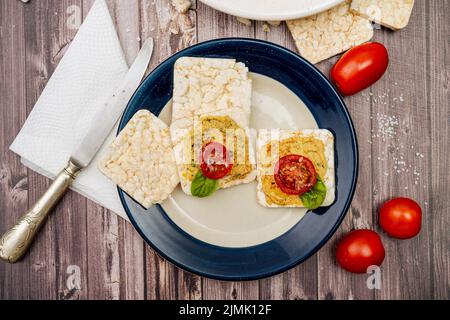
379,197,422,239
336,229,385,273
330,42,389,96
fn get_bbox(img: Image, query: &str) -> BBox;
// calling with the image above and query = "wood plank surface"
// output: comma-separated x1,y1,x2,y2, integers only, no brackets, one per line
372,1,432,299
0,0,29,300
428,0,450,300
0,0,448,300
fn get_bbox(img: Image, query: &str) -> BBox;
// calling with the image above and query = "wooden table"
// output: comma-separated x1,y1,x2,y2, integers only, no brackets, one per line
0,0,448,300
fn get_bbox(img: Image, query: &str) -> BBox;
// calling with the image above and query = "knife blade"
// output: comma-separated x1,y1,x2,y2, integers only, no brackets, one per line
0,37,154,263
71,37,154,168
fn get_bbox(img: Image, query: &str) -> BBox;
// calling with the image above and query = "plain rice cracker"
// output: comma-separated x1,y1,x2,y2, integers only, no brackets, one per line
256,129,335,208
351,0,415,30
99,110,179,208
286,1,373,64
172,57,252,123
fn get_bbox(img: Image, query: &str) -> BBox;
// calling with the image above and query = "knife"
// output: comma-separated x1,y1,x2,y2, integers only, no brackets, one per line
0,38,154,263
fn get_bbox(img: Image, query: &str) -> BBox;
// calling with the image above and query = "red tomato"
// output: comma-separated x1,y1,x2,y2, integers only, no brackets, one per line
200,142,233,180
274,155,317,195
330,42,389,96
379,197,422,239
336,230,385,273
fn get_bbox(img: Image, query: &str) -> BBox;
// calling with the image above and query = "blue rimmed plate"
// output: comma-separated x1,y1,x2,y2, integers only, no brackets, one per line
118,38,358,281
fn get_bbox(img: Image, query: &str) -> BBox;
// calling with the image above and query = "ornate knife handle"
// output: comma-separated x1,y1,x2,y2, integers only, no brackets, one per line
0,161,82,263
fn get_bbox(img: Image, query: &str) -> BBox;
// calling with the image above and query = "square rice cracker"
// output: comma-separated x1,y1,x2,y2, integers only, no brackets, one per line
172,57,252,123
256,129,335,208
99,110,179,208
287,1,373,64
351,0,415,30
170,107,257,196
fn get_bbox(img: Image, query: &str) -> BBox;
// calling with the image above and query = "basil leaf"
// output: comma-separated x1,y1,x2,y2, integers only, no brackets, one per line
300,177,327,210
191,171,219,198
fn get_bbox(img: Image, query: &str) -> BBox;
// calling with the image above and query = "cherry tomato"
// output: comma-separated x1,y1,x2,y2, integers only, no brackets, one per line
274,155,317,195
379,197,422,239
330,42,389,96
200,142,233,180
336,230,385,273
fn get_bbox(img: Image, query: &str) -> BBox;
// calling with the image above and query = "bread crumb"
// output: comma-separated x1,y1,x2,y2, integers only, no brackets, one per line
236,17,252,26
267,20,281,27
171,0,191,14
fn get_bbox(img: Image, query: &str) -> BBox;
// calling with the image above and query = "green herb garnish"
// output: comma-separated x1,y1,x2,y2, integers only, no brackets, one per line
300,177,327,210
191,170,219,198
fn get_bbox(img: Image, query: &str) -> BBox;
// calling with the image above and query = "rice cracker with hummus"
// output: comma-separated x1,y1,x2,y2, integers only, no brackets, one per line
171,107,256,197
256,129,335,209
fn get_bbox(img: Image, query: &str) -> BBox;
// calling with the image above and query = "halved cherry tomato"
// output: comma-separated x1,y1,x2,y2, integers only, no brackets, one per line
274,155,317,195
336,229,385,274
200,142,233,180
330,42,389,96
379,197,422,239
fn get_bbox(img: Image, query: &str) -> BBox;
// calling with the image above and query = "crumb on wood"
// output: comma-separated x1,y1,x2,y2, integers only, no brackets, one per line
169,17,180,35
267,20,281,27
171,0,191,14
236,17,252,26
262,23,270,33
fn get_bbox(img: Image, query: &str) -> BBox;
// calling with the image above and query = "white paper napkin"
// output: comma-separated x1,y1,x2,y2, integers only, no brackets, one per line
10,0,131,219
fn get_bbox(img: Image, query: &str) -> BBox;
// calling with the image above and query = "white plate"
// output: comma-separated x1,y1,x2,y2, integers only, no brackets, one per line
158,73,318,248
199,0,344,21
